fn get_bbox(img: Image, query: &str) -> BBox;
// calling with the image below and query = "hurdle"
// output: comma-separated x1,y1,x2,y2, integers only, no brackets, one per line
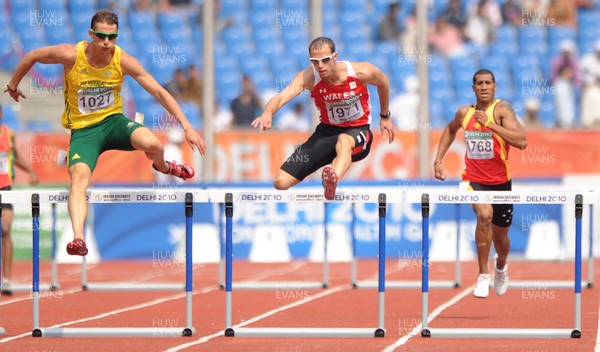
217,190,331,290
79,193,185,292
496,202,595,290
496,185,596,290
0,198,60,292
0,188,199,338
212,188,397,338
351,198,462,289
418,190,596,339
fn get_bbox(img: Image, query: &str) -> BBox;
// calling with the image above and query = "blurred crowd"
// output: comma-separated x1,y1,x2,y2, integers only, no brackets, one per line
155,0,600,131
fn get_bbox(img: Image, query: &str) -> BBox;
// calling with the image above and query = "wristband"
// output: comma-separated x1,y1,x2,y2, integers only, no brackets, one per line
5,84,16,93
484,116,492,128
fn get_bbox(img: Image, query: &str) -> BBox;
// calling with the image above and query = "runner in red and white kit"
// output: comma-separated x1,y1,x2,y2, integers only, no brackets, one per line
434,69,528,299
252,37,395,200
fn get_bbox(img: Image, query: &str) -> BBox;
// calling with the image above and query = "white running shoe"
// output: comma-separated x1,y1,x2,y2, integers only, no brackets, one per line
473,274,490,298
1,279,12,296
494,263,509,296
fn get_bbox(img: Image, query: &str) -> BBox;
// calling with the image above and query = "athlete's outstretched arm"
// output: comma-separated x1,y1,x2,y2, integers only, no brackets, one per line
5,44,76,101
121,51,206,154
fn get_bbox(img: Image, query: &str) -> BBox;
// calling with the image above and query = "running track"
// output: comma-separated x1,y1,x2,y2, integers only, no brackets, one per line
0,259,598,352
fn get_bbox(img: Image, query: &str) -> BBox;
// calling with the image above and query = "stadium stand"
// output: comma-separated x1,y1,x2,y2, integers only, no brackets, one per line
1,0,600,130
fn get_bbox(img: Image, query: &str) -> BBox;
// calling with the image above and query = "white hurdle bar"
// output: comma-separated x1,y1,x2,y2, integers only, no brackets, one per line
216,192,330,290
0,189,202,338
211,188,401,338
415,190,599,339
79,190,190,291
351,194,462,289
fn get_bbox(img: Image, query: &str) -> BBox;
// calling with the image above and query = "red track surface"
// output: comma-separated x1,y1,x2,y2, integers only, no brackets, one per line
0,259,597,352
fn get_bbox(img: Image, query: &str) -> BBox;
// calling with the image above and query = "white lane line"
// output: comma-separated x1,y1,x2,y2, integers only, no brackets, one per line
381,285,475,352
163,285,347,352
0,261,309,343
0,289,211,343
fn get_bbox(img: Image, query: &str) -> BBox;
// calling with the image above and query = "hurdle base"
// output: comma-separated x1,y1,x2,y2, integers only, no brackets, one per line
35,327,196,338
352,280,459,289
11,283,59,292
506,280,592,290
81,282,185,291
423,328,577,338
226,327,384,338
231,281,327,290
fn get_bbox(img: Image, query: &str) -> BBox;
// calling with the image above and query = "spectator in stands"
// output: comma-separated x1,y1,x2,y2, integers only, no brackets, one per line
546,0,578,28
0,104,39,295
464,0,497,45
3,10,206,256
401,8,418,56
521,0,549,25
251,37,395,200
554,64,577,128
214,100,233,132
480,0,503,27
165,68,188,102
102,0,132,14
550,40,582,89
376,2,402,42
442,0,468,31
501,0,522,26
136,0,170,12
183,64,202,108
390,75,420,131
434,69,527,299
580,41,600,86
275,102,311,132
580,71,600,128
521,97,543,128
429,16,467,58
231,75,263,128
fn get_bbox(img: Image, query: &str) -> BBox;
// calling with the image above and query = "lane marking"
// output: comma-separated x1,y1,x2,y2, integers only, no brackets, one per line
381,285,475,352
0,261,309,343
163,285,347,352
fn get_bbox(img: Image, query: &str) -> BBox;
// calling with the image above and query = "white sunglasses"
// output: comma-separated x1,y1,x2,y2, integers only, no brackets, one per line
309,53,335,64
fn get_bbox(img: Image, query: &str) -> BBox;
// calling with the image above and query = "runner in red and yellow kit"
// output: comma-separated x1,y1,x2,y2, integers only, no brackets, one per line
434,69,528,299
4,10,207,256
0,105,38,295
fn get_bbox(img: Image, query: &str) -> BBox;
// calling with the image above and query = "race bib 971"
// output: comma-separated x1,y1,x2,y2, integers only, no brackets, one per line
325,95,364,124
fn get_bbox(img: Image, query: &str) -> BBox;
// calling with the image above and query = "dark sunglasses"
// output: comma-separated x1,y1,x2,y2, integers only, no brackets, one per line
91,30,118,41
310,53,335,65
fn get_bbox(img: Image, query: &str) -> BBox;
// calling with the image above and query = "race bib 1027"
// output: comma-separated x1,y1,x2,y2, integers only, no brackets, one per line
77,87,115,114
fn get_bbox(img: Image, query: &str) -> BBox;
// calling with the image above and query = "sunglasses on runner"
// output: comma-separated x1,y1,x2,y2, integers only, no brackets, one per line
310,53,335,65
91,30,119,41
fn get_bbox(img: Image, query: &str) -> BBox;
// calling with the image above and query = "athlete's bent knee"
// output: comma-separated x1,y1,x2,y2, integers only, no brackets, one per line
273,178,290,191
